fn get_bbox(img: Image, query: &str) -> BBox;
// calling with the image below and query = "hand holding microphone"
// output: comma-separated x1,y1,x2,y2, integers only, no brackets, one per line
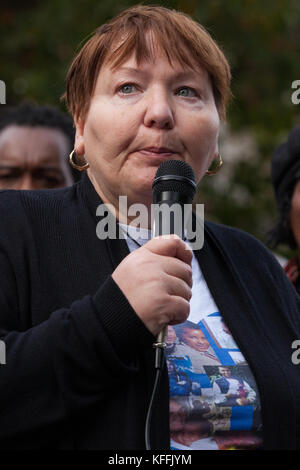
112,160,196,339
112,234,193,336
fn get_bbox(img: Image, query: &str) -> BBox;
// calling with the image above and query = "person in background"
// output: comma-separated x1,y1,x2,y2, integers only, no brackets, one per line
0,103,76,190
269,126,300,294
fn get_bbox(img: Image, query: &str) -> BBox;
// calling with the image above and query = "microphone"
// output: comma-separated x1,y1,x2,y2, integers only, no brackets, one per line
152,160,196,368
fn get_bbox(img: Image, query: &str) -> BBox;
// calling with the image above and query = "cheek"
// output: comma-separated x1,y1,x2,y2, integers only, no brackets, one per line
290,200,300,233
184,111,219,159
194,113,219,150
84,104,137,159
288,182,300,238
291,189,300,217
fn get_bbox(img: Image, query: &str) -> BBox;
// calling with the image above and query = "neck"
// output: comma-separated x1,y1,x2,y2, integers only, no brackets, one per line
87,171,153,229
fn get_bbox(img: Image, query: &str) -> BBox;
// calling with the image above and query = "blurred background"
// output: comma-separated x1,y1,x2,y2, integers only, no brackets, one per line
1,0,300,258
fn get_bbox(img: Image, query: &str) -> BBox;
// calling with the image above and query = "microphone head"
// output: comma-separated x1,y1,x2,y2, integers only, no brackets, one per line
152,160,196,200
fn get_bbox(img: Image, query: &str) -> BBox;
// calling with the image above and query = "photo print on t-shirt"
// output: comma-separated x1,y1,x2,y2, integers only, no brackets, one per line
166,312,263,450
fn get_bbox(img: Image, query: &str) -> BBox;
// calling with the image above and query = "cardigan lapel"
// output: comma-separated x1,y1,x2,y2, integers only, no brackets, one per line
79,172,131,268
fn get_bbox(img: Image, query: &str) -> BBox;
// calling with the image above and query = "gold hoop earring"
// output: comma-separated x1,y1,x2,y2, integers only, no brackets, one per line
206,153,223,176
69,149,89,171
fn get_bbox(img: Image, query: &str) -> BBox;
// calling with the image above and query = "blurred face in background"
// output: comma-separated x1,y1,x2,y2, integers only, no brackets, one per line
0,125,73,190
290,180,300,250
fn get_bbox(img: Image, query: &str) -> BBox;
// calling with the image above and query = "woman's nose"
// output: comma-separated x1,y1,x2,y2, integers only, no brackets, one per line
143,89,175,129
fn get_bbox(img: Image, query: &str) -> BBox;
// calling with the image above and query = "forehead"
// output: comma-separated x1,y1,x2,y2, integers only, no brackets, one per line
108,27,201,66
0,125,69,164
183,328,205,336
96,49,209,90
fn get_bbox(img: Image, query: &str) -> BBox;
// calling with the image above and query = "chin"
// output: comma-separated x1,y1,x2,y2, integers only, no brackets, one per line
133,172,156,194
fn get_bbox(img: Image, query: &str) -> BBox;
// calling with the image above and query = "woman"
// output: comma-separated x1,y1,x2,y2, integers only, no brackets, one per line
269,126,300,294
0,5,299,450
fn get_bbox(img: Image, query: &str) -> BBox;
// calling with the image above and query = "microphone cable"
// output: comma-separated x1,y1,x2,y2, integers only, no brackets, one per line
145,344,165,450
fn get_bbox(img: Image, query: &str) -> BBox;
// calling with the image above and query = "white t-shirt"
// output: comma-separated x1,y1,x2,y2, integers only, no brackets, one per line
120,224,263,450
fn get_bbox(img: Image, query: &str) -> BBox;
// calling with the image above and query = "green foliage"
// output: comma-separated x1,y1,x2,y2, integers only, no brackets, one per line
1,0,300,255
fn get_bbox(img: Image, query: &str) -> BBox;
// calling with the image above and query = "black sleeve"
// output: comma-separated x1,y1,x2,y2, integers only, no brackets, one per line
0,241,155,441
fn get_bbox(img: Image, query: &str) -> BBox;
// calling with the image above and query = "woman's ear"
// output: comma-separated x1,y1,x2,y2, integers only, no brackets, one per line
74,116,85,156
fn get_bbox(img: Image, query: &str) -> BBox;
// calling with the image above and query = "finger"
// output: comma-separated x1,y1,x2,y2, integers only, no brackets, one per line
167,296,190,325
163,258,193,288
144,234,193,266
164,273,192,301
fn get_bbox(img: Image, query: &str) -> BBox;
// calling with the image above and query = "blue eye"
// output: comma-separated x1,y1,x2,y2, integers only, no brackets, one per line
119,84,137,94
177,87,197,97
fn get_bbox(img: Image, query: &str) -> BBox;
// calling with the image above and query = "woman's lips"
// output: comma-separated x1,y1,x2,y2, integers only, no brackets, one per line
142,147,175,153
138,147,177,158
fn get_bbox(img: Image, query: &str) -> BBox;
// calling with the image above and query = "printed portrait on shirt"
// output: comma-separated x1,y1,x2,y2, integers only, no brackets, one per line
205,365,258,408
172,321,221,368
166,313,262,450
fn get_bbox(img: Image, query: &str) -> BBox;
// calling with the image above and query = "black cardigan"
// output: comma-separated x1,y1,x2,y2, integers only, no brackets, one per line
0,173,300,450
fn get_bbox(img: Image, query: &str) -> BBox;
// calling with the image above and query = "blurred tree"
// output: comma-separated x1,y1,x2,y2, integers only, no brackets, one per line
1,0,299,256
191,0,300,259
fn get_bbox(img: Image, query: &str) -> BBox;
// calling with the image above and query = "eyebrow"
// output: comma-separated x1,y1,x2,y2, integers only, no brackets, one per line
0,154,62,165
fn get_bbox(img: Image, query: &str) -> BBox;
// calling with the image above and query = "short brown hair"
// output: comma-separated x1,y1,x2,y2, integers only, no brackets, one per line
62,5,231,122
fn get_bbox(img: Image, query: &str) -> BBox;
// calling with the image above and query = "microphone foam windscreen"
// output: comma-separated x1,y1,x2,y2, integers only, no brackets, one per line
152,160,196,199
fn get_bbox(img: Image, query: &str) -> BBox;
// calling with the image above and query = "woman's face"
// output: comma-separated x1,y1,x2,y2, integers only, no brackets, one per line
75,47,220,212
290,180,300,248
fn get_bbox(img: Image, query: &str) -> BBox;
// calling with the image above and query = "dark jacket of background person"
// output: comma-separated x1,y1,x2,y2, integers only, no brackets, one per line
0,173,300,450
